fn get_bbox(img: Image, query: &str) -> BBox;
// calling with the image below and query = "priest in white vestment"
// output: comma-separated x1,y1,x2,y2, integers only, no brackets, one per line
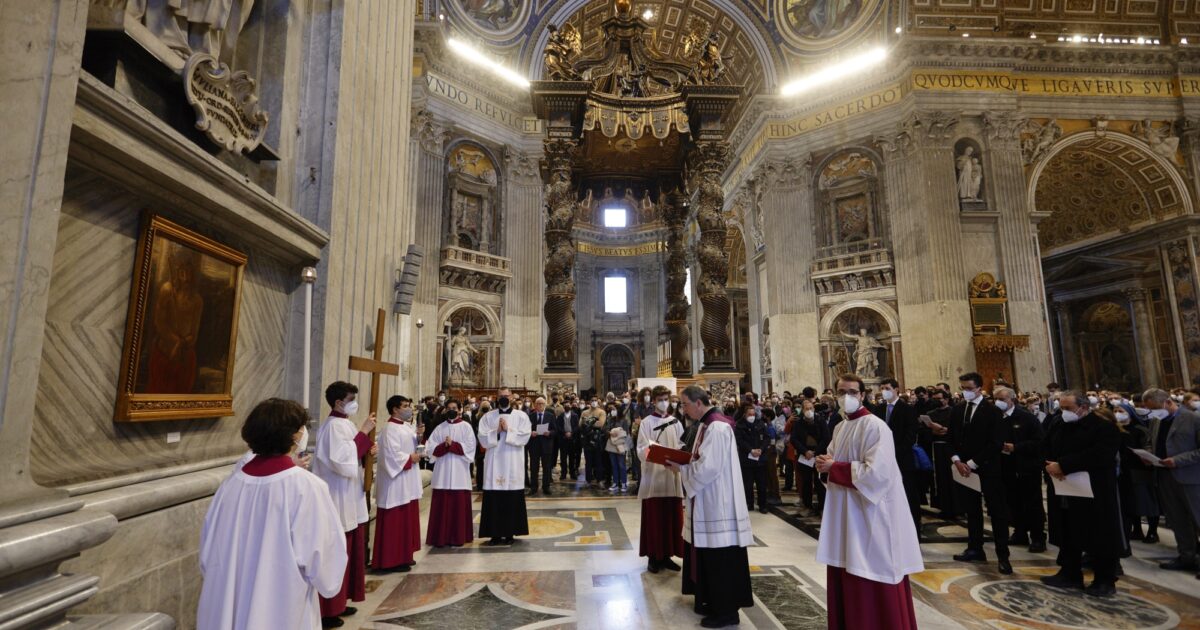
477,387,532,545
666,385,754,629
198,398,347,630
312,381,375,627
637,385,686,573
427,400,478,547
372,395,422,572
816,374,923,630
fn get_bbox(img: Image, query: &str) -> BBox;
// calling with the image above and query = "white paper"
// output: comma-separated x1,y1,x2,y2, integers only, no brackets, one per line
747,452,760,461
799,455,816,468
953,471,982,493
536,423,550,435
1052,471,1093,498
1130,448,1165,467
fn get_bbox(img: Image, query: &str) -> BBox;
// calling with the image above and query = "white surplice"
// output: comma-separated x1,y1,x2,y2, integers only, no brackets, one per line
429,419,477,490
198,466,348,630
816,411,924,584
312,415,368,532
478,408,531,490
376,419,423,509
680,419,753,548
637,413,685,500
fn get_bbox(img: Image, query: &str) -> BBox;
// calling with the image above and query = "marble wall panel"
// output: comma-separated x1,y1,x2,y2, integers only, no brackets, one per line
31,167,291,487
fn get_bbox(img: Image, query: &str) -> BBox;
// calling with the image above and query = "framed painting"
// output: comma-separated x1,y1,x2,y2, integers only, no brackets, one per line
115,214,247,422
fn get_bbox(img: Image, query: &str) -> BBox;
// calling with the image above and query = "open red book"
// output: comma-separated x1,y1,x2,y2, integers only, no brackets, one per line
646,443,694,466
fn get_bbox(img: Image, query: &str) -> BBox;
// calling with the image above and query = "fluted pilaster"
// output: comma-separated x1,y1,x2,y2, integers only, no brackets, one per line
501,149,545,386
1124,288,1162,388
408,109,450,390
1054,303,1084,389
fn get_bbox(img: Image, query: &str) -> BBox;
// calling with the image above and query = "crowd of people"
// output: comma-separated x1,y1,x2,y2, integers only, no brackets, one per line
193,372,1200,629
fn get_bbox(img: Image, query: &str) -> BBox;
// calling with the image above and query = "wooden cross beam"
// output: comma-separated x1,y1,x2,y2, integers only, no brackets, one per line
348,308,400,499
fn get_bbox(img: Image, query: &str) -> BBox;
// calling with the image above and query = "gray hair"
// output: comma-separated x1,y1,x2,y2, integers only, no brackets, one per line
993,386,1016,400
681,385,711,406
1142,388,1170,405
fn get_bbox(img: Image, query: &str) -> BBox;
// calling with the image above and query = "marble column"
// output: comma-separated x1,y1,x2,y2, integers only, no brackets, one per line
877,112,975,385
663,188,692,377
502,149,545,388
1054,303,1084,389
983,112,1054,389
757,156,822,390
689,140,736,372
408,108,451,392
1124,287,1161,389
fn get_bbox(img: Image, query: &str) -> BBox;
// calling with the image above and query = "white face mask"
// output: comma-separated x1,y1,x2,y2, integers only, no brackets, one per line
1087,396,1099,405
622,398,630,405
591,401,599,408
745,415,756,422
655,400,669,413
962,389,978,402
1190,401,1200,411
1115,412,1130,424
1173,394,1184,402
643,395,650,403
670,401,678,408
1051,399,1060,409
842,394,861,414
881,389,895,402
294,426,308,453
1134,407,1149,417
995,400,1009,412
399,409,414,421
804,410,815,419
1110,399,1122,407
1061,410,1080,423
342,400,359,417
438,395,446,403
1149,408,1170,420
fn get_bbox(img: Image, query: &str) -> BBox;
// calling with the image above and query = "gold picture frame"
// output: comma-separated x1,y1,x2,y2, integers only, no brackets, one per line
115,214,247,422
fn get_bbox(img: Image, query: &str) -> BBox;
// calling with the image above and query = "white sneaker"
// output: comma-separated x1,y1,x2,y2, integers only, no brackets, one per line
609,484,618,491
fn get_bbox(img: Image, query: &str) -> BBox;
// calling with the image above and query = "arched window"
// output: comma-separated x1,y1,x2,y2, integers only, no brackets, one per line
604,274,628,313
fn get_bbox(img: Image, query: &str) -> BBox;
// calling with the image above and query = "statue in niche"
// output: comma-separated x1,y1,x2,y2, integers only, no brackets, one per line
449,327,480,386
131,0,255,64
760,318,772,372
839,328,885,377
1022,119,1062,165
544,24,582,81
640,190,656,223
956,146,983,202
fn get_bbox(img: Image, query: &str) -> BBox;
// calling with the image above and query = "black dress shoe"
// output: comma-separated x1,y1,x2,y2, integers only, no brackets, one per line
1160,557,1199,571
693,601,711,615
1084,582,1117,598
758,507,770,514
485,538,504,546
1009,533,1030,545
339,607,357,617
1028,541,1047,553
954,549,988,563
1040,573,1084,589
321,617,345,628
647,559,660,573
1144,532,1160,544
700,612,740,627
998,559,1013,575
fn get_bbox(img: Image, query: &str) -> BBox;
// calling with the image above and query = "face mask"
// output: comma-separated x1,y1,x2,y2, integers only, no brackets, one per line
804,410,814,419
342,400,359,417
622,398,630,405
1149,408,1170,420
782,407,791,416
1134,407,1149,417
1061,410,1080,423
882,389,895,402
295,426,308,452
670,401,677,408
498,396,510,410
842,395,861,415
1087,396,1099,406
471,403,478,410
745,415,756,423
399,409,414,421
1109,399,1121,407
962,389,978,402
1115,412,1130,424
1027,404,1038,412
1173,395,1184,402
438,395,446,403
643,395,650,403
1051,399,1060,409
591,401,599,408
655,400,669,413
995,400,1009,412
1190,401,1200,411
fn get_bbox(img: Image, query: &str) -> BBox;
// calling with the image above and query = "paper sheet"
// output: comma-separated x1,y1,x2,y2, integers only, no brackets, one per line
953,471,982,493
747,452,760,461
1130,448,1165,467
536,423,550,435
798,455,815,468
1052,471,1093,498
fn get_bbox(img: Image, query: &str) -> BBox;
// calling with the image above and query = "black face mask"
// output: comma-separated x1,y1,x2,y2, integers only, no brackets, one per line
498,396,511,410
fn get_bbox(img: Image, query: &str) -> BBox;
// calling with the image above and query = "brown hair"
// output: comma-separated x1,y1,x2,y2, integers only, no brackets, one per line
242,398,309,456
837,373,865,392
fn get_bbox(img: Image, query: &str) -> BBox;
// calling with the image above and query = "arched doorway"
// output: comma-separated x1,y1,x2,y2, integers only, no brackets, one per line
600,344,635,396
1078,301,1140,392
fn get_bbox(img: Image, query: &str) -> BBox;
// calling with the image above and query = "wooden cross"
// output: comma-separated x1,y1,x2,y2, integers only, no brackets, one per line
348,308,400,499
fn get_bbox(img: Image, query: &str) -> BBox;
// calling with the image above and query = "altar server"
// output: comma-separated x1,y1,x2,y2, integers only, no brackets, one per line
372,395,422,572
666,385,753,629
198,398,347,630
478,387,532,545
815,374,923,630
312,381,375,627
636,385,686,573
427,400,477,547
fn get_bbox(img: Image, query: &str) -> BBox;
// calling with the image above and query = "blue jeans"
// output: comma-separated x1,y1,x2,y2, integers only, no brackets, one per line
609,451,627,487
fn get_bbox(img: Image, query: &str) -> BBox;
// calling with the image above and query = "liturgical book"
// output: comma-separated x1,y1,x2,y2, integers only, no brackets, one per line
646,443,694,466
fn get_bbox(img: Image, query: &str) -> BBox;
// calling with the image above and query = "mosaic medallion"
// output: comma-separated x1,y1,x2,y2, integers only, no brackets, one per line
970,580,1178,630
774,0,887,52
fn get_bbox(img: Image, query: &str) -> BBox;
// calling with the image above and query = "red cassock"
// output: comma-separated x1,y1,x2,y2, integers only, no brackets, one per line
825,461,918,630
639,497,684,560
426,441,474,546
319,431,372,617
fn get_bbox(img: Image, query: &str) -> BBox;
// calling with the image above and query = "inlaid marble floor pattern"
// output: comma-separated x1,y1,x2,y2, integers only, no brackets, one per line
342,488,1200,630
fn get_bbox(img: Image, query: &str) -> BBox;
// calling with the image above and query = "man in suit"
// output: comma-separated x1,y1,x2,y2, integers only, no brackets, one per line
994,386,1046,553
948,372,1012,574
1141,388,1200,573
870,378,923,536
557,399,582,480
527,397,558,495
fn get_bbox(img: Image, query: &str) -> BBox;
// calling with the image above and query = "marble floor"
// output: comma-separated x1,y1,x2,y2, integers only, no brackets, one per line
340,476,1200,630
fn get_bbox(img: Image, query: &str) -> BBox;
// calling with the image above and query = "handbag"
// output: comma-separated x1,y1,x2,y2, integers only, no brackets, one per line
912,444,933,472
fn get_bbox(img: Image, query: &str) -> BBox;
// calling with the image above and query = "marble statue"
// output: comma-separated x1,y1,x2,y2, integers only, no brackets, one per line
132,0,255,64
449,327,479,384
1022,119,1062,165
956,146,983,202
840,328,884,377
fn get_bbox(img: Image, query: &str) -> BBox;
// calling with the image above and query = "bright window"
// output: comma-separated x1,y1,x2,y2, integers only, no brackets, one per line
604,276,628,313
602,207,628,227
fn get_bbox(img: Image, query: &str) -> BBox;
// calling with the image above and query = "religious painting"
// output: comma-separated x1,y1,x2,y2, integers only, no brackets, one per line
835,195,870,242
781,0,876,40
115,215,247,422
460,0,520,30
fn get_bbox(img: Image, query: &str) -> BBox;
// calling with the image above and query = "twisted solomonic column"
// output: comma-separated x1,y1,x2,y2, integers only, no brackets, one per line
663,188,692,376
543,137,579,370
688,140,735,372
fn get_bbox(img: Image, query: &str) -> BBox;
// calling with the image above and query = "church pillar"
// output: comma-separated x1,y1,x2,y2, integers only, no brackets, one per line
1124,287,1161,389
663,188,692,377
689,141,736,373
408,109,450,392
983,112,1053,389
502,150,545,388
878,112,975,385
1054,303,1084,389
542,137,580,374
758,157,822,390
